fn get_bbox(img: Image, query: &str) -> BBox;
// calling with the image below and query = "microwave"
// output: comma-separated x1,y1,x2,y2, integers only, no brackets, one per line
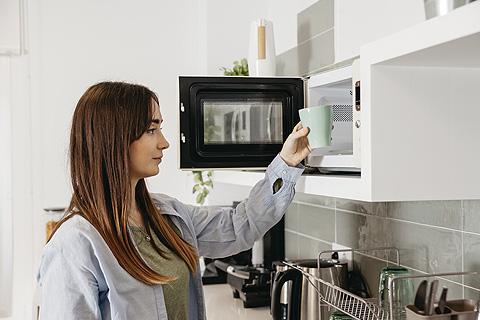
178,66,360,171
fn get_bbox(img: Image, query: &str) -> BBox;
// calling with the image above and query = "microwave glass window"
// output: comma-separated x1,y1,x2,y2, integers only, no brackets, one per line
202,100,283,145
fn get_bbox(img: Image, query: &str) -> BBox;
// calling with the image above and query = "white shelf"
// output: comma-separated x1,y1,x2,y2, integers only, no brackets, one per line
361,1,480,67
213,2,480,202
214,170,366,200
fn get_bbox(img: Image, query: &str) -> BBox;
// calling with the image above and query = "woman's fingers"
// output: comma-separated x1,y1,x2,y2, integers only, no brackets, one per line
293,126,309,138
292,121,303,132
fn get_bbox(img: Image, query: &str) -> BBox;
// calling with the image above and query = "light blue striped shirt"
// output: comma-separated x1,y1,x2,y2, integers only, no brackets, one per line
37,155,304,319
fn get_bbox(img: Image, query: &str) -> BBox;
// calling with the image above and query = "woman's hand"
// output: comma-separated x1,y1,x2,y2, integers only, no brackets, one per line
279,122,311,167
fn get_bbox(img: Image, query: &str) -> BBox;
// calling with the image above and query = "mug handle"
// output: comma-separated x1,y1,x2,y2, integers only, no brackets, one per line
378,270,388,307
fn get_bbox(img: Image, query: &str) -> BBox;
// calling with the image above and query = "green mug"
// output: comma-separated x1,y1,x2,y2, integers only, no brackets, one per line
298,105,332,149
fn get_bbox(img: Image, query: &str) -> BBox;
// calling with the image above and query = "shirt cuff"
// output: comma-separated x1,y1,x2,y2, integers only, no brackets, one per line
267,154,304,184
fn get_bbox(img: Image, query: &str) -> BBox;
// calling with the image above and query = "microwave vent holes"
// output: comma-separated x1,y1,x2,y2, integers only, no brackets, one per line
331,105,352,123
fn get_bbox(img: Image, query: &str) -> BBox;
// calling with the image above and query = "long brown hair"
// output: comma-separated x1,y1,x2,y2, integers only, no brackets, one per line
49,81,198,284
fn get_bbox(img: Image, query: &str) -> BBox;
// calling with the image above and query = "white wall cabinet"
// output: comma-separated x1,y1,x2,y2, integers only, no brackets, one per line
214,2,480,202
0,0,27,55
333,0,425,63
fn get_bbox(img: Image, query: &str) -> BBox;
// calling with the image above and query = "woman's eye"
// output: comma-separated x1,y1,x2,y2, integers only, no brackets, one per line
147,128,156,134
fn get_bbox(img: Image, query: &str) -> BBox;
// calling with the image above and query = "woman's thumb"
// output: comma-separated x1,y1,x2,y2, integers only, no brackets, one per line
294,126,309,138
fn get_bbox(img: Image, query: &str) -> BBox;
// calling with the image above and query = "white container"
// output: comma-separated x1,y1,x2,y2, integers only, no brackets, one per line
248,19,276,76
424,0,475,19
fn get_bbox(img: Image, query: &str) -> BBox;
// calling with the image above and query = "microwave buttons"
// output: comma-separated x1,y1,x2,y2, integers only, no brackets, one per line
355,120,361,128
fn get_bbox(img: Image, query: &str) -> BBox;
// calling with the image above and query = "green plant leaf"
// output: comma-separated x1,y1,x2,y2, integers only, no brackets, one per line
221,58,249,76
196,193,205,205
202,189,209,198
193,174,202,184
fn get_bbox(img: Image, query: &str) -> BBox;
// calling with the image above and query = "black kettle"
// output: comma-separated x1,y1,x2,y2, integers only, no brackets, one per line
271,259,349,320
271,267,303,320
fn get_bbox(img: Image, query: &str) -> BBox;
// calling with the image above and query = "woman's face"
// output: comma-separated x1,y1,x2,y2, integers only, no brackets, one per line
128,101,170,182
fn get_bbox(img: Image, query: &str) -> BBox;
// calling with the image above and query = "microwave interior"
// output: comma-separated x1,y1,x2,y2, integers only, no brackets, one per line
179,76,304,169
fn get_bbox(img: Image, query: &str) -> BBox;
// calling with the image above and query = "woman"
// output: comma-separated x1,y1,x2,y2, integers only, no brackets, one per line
37,81,310,320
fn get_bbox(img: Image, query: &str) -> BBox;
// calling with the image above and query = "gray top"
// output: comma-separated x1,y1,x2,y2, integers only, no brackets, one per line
37,154,304,320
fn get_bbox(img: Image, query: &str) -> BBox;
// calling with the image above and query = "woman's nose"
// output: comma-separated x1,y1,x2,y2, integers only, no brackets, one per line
158,133,170,150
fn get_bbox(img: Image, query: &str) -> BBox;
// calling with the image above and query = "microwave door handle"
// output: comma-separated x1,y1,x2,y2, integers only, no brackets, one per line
231,110,238,142
267,104,272,142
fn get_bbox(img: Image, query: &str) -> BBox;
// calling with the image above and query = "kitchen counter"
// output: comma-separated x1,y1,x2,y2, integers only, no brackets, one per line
203,284,271,320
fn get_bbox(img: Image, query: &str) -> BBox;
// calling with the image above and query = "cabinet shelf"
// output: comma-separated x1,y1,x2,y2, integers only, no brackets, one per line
361,1,480,68
214,171,365,200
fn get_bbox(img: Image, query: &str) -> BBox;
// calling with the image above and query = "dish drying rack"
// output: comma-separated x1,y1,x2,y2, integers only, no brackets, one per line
282,247,478,320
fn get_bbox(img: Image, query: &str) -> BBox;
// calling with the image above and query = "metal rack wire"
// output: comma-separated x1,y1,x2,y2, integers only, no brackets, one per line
283,246,479,320
319,247,400,319
283,260,388,320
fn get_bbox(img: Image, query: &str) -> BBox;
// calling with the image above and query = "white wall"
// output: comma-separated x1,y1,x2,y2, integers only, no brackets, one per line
203,0,268,74
9,55,34,320
0,57,14,318
35,0,208,209
0,54,35,320
207,182,251,206
6,1,208,319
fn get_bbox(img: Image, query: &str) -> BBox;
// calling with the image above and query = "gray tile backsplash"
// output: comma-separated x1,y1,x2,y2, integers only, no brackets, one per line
387,201,462,229
464,287,480,301
285,202,299,231
296,203,335,242
297,0,334,44
335,211,389,251
336,198,387,217
285,230,300,259
463,200,480,233
463,232,480,288
294,192,335,208
298,236,331,260
276,29,334,77
276,0,336,77
388,219,463,282
285,193,480,300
